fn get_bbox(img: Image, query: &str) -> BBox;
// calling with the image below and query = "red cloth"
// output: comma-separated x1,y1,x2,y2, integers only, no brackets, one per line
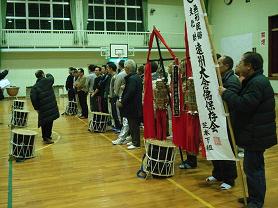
143,62,156,138
143,28,179,140
155,109,167,140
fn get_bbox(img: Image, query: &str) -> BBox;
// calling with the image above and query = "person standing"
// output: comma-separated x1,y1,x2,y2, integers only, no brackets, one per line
219,52,277,208
117,59,143,150
30,70,59,144
0,69,9,100
206,56,240,190
74,68,88,118
65,67,76,102
87,64,97,112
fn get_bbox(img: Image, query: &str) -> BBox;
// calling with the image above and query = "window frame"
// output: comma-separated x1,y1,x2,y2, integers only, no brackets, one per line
6,0,72,30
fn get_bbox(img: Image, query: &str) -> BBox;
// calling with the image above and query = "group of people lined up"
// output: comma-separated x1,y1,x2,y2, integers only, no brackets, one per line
24,52,276,208
65,59,143,150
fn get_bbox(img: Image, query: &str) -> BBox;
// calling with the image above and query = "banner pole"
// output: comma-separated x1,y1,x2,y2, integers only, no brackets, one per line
199,0,248,205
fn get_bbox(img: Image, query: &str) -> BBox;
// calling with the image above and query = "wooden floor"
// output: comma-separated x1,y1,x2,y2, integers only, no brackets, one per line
0,98,278,208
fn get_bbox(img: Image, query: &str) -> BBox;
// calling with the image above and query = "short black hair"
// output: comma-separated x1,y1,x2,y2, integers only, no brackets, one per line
223,56,234,70
78,68,84,74
69,67,76,71
216,53,221,60
88,64,96,72
151,61,158,73
243,52,263,71
107,62,117,72
137,65,144,75
35,70,44,78
118,59,125,68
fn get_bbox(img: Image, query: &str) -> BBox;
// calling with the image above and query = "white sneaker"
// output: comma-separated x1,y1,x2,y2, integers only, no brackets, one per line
220,182,232,190
205,176,217,183
112,138,123,145
122,136,132,144
127,145,140,150
126,141,133,146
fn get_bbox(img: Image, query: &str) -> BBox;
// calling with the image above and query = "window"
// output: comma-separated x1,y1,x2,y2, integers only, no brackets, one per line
87,0,144,32
6,0,72,30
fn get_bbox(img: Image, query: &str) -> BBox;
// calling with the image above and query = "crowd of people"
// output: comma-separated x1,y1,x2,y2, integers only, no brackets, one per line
64,59,143,150
1,51,276,208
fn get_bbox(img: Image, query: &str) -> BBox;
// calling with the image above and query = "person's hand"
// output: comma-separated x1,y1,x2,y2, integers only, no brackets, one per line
218,86,226,96
116,100,123,108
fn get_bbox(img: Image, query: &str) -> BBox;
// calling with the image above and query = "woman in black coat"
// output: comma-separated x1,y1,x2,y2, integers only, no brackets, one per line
30,70,60,144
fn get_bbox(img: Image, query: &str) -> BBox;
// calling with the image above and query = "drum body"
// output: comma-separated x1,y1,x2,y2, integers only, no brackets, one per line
12,100,25,110
11,109,29,127
10,129,37,159
65,101,78,115
89,112,110,132
144,139,177,177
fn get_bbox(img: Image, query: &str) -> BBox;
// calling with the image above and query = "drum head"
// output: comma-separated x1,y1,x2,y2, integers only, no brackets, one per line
12,129,37,136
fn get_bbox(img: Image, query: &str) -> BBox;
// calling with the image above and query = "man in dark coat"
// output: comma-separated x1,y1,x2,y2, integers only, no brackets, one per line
219,52,277,208
117,59,143,150
206,56,240,190
31,70,60,144
65,67,76,101
0,69,9,100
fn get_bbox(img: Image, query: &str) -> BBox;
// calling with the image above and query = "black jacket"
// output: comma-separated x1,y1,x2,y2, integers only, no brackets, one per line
0,70,8,80
30,74,60,127
222,70,241,119
222,69,277,151
121,72,143,119
65,74,74,91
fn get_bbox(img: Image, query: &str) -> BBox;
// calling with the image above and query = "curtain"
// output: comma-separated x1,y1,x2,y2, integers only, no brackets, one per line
82,0,88,45
70,0,79,44
0,0,7,45
142,0,148,45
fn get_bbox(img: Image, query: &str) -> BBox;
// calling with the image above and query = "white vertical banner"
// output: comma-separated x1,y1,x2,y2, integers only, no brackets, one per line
183,0,235,160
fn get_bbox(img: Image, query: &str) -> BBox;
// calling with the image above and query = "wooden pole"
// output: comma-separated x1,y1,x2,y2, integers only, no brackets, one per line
199,0,248,206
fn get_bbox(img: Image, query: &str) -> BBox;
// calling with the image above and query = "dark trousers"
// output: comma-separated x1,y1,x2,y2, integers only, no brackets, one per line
127,118,140,147
244,150,265,208
41,120,53,140
68,89,76,101
111,97,122,129
78,91,88,117
212,160,237,185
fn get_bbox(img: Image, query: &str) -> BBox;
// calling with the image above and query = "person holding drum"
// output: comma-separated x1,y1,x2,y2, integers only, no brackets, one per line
116,59,143,150
30,70,60,144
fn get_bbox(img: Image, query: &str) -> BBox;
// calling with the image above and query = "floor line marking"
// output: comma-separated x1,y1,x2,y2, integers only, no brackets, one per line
78,117,215,208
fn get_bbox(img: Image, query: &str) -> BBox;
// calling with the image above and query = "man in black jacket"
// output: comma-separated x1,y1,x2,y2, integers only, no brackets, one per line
65,67,76,102
219,52,277,208
117,59,143,150
31,70,60,144
206,56,240,190
0,69,9,100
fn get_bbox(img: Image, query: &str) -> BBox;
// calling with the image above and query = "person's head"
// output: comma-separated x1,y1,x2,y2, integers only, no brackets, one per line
88,64,96,73
101,64,107,74
68,67,76,75
218,55,233,76
78,68,84,77
73,69,78,78
118,59,125,69
137,65,144,76
238,52,263,78
151,61,158,73
107,62,117,75
95,66,101,76
124,59,137,74
35,70,45,79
